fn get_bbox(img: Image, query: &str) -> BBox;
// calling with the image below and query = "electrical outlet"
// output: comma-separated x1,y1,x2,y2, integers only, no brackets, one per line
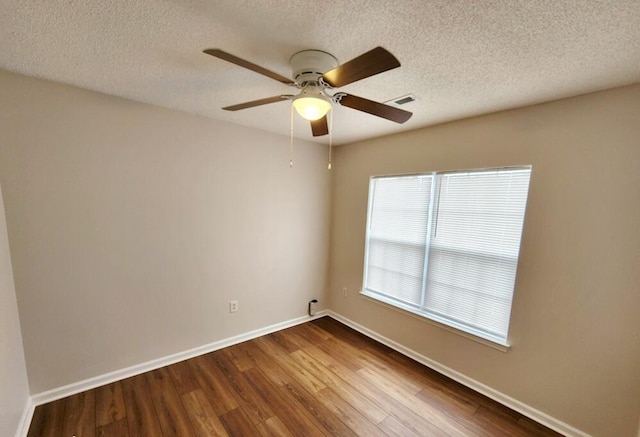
229,300,239,313
342,287,348,297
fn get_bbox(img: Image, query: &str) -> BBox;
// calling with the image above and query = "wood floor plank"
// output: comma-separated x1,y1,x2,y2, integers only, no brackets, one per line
314,387,388,437
236,339,293,386
145,367,195,436
473,404,535,436
220,407,262,436
301,342,448,437
268,328,304,353
210,348,275,426
263,416,295,437
121,374,163,436
188,353,239,415
350,345,424,394
181,389,229,437
242,366,326,436
289,348,389,425
368,346,484,416
389,354,482,416
313,336,364,372
416,388,488,435
97,417,130,437
358,366,482,436
256,335,326,394
296,320,334,344
28,399,65,437
517,415,563,436
62,391,96,437
241,340,359,437
423,399,517,437
167,359,201,395
316,317,557,436
26,317,564,437
388,348,525,422
343,335,487,429
378,415,422,437
95,381,126,427
225,343,256,372
311,317,391,352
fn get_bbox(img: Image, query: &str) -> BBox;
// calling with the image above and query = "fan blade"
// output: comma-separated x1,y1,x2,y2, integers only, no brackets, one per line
310,116,329,136
321,47,400,88
203,49,295,85
338,94,412,123
223,95,292,111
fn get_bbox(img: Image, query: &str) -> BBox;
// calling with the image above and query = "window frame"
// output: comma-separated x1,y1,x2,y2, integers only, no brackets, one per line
360,166,532,349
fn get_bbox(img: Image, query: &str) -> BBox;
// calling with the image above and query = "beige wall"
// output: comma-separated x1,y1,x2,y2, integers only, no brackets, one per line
328,85,640,437
0,184,30,437
0,69,331,394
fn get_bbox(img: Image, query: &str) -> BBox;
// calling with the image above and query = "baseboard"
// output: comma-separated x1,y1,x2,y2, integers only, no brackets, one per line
29,311,328,409
22,309,589,437
14,397,34,437
326,310,591,437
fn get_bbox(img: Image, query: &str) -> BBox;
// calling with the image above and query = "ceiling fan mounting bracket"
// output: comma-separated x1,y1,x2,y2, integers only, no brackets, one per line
289,50,338,87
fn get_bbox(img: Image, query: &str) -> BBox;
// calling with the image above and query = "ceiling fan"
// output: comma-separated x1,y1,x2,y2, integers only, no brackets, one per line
203,47,413,137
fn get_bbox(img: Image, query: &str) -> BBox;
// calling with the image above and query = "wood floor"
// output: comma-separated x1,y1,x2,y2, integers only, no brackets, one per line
28,317,562,436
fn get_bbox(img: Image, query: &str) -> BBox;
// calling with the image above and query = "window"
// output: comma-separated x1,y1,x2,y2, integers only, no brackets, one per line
362,166,532,346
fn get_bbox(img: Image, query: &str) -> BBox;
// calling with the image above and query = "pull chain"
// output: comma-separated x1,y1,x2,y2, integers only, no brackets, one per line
328,109,333,170
289,103,294,167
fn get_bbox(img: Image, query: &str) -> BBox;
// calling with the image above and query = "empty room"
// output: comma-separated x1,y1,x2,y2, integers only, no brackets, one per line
1,1,639,436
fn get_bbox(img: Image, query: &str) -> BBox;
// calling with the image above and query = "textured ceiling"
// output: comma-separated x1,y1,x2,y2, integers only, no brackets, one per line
1,0,639,145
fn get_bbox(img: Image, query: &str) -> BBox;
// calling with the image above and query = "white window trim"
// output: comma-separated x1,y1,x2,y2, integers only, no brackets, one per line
359,289,510,351
360,166,531,350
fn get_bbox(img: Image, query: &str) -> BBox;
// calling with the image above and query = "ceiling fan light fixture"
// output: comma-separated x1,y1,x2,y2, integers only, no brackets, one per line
292,95,332,121
205,47,412,135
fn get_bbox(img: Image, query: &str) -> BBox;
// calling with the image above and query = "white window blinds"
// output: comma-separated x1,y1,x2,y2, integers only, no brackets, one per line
366,175,432,306
363,167,531,345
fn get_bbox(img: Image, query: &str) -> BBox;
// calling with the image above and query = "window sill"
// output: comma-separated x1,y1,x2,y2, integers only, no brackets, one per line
359,290,511,352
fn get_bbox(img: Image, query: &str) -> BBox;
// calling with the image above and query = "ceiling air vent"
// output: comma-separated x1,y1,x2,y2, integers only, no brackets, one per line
385,94,417,107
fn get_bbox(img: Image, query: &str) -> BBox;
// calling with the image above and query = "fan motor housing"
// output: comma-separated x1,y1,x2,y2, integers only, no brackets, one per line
290,50,338,86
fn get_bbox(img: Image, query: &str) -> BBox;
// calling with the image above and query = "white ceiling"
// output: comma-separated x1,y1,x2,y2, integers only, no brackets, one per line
1,0,639,145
